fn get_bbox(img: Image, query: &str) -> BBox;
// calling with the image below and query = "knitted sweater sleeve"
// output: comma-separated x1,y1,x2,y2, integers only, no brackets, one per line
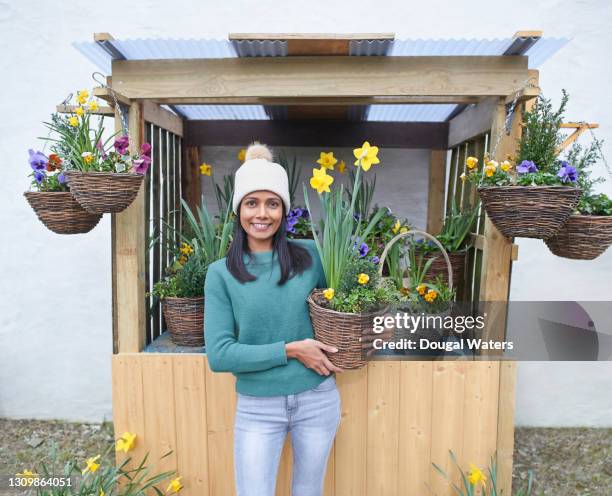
203,264,288,373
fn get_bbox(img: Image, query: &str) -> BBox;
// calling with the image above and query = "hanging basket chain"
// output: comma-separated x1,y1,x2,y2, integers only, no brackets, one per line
92,71,132,149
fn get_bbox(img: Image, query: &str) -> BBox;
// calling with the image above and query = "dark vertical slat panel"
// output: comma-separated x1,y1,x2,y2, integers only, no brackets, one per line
145,122,152,345
174,135,181,247
152,125,161,341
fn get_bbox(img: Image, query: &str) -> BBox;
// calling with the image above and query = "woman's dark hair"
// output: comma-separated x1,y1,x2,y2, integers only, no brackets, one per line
226,208,312,284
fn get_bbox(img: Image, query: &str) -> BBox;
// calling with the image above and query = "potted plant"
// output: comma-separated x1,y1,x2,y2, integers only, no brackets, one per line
151,197,233,347
304,141,392,369
545,138,612,259
363,207,412,277
23,112,102,234
472,90,582,239
278,149,316,239
42,89,151,214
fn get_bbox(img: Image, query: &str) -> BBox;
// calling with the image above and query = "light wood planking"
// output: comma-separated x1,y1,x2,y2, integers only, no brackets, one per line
276,436,293,496
496,361,518,495
111,56,529,102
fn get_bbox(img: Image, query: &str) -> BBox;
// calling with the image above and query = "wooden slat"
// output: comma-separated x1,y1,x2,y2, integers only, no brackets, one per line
397,362,433,495
152,126,161,340
142,101,184,137
173,355,210,496
287,39,349,56
183,146,202,214
366,362,401,496
445,147,459,217
427,150,448,235
335,367,368,495
111,56,529,101
56,104,114,115
448,97,498,148
114,102,146,353
144,123,152,345
496,362,518,495
275,436,293,496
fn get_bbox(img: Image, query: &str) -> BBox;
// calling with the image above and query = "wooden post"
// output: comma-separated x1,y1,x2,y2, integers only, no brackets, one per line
112,101,146,353
183,145,202,215
427,149,447,235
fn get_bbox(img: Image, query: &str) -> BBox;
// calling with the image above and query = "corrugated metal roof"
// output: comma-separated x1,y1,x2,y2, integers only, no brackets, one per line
72,36,570,122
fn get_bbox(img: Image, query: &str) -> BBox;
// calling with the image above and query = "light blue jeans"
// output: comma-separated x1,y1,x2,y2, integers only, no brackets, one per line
234,375,341,496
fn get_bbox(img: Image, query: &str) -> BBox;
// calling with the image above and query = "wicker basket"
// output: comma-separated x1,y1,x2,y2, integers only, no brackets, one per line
162,297,205,347
416,248,467,289
65,171,144,214
477,185,581,239
544,214,612,260
24,191,102,234
307,290,388,369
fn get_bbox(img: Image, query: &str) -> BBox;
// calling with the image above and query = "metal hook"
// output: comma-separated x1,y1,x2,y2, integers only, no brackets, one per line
92,71,107,88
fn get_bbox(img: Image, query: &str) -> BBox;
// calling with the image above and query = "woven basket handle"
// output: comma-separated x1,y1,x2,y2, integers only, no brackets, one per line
377,229,454,292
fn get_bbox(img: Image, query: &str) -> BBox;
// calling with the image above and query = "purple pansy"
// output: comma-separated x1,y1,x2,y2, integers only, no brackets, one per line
33,170,45,183
57,172,66,184
133,156,151,174
141,142,152,157
371,256,380,265
28,149,47,170
517,160,538,174
96,139,108,160
557,161,578,183
114,135,130,155
358,242,369,258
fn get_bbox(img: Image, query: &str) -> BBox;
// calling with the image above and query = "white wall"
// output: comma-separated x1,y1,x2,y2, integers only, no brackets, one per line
1,0,611,425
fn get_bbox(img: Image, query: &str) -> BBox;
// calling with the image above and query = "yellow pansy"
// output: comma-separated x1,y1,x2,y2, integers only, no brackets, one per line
392,219,401,234
166,476,183,494
467,464,487,487
82,454,101,475
500,160,512,172
238,148,246,162
180,242,193,255
460,172,467,182
75,106,84,117
317,151,338,170
485,160,499,169
400,227,408,234
400,287,410,296
357,273,370,285
200,163,212,176
337,160,346,174
88,100,99,112
116,432,137,453
353,141,380,171
310,166,334,194
68,116,79,127
424,290,438,303
99,490,105,496
82,152,94,164
76,89,89,105
466,156,478,169
178,255,187,265
416,284,427,296
323,288,335,300
484,164,496,177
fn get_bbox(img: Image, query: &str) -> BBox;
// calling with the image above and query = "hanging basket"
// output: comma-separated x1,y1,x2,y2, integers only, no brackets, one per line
380,230,454,344
416,248,467,289
65,171,144,214
477,186,581,239
544,214,612,260
24,191,102,234
162,297,205,347
307,290,388,370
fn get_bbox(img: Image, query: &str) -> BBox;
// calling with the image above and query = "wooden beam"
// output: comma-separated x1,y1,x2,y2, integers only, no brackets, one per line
427,150,447,235
142,101,184,137
184,120,449,149
56,104,114,116
183,146,202,215
113,101,146,353
124,96,484,105
556,122,599,154
448,97,498,148
93,86,131,106
110,56,529,102
228,33,395,40
470,233,518,261
504,69,540,104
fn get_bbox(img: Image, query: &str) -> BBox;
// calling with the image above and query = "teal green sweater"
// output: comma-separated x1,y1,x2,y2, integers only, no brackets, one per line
204,239,330,396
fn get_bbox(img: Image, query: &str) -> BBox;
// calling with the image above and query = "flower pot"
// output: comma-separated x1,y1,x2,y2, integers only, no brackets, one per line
161,296,204,347
24,191,102,234
416,248,467,289
477,185,581,239
65,171,144,214
308,289,387,370
544,214,612,260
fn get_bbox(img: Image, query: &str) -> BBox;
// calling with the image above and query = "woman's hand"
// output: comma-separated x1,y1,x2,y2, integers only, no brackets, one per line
286,339,344,375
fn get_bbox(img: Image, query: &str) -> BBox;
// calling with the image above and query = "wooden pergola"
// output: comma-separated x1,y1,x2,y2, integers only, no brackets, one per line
77,30,553,495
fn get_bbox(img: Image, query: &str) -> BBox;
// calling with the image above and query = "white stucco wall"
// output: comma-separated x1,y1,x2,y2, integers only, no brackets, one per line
1,0,611,426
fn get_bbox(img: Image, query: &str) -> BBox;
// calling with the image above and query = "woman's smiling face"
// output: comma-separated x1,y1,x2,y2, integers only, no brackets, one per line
239,190,284,246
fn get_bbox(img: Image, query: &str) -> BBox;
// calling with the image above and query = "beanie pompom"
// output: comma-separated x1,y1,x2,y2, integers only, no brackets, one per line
245,142,273,162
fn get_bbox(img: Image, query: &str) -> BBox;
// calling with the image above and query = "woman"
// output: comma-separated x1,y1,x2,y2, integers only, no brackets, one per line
204,143,343,496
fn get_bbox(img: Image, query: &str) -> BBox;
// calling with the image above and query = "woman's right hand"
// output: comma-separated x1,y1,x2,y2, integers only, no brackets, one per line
286,339,344,375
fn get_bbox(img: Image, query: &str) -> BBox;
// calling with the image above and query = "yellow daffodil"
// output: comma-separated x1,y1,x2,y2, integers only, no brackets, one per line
467,464,487,487
180,242,193,255
166,476,183,494
400,226,408,234
323,288,335,300
76,89,89,105
75,106,85,117
317,151,338,170
81,152,94,164
116,432,136,453
99,490,105,496
238,148,246,162
16,469,38,479
337,160,346,174
353,141,380,171
460,172,467,182
500,160,512,172
392,219,401,234
82,454,101,475
310,166,334,194
424,290,438,303
466,156,478,169
68,116,79,127
88,100,99,112
200,163,212,176
357,273,370,285
417,284,427,296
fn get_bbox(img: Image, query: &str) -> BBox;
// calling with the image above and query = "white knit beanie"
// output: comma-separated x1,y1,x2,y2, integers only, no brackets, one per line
232,143,291,215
